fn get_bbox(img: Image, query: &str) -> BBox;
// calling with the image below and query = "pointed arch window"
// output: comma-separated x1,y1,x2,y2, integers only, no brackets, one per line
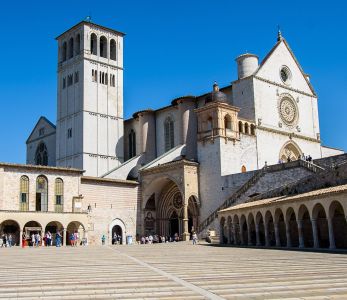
55,178,64,212
128,129,136,159
90,33,97,55
35,142,48,166
20,176,29,211
110,39,117,61
164,117,175,152
207,116,213,131
75,34,81,55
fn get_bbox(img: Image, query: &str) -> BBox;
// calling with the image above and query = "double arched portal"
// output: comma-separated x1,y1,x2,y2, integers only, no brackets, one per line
0,219,86,247
220,198,347,250
143,178,199,240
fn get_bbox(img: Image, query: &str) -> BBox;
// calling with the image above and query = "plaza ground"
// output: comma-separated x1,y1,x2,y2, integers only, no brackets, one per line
0,243,347,299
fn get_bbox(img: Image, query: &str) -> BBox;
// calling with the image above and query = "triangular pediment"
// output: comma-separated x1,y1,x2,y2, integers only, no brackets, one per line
26,116,56,144
255,39,315,96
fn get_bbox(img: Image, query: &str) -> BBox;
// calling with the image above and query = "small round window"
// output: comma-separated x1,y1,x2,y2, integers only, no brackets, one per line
280,66,292,84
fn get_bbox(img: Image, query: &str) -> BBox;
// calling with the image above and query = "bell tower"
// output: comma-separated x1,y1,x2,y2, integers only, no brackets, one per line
55,21,125,176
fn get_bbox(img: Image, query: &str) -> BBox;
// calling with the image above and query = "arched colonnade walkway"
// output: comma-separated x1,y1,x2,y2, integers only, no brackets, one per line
219,186,347,250
0,211,88,247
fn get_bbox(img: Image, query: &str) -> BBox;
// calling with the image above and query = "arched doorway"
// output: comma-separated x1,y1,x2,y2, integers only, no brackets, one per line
66,221,85,246
279,141,302,162
45,221,63,246
265,211,275,246
109,218,126,245
188,196,199,235
169,211,179,238
112,225,123,245
329,201,347,249
0,220,20,246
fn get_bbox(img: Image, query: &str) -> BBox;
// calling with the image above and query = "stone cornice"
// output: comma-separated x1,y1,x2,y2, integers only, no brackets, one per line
257,126,320,143
195,102,240,114
81,176,139,186
0,162,84,174
140,159,199,175
254,76,316,98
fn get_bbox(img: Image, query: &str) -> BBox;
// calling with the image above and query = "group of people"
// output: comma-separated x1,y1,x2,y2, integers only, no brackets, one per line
0,234,14,247
112,233,122,245
278,153,313,164
137,232,199,245
21,231,62,247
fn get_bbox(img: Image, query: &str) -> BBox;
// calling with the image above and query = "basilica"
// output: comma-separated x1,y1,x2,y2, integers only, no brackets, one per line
1,20,346,249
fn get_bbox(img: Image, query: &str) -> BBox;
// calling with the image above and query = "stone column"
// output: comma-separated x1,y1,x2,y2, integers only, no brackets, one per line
239,225,244,245
63,229,67,246
264,223,270,247
232,224,237,245
274,223,280,247
247,225,252,246
255,224,260,246
182,204,189,241
297,219,305,248
19,229,23,247
285,221,292,247
311,219,320,248
327,217,336,249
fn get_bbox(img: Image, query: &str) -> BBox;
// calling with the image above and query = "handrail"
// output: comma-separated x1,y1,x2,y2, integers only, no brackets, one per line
197,167,266,233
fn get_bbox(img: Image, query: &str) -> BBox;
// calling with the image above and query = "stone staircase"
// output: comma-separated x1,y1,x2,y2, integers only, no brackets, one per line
198,159,323,237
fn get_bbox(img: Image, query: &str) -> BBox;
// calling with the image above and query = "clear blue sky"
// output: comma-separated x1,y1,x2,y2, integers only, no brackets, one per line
0,0,346,163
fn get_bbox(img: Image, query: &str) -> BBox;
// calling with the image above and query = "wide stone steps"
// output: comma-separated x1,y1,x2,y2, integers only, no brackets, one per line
0,244,347,299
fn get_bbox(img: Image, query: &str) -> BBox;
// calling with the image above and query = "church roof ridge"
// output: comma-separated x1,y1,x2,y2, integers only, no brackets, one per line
26,116,56,144
0,162,84,173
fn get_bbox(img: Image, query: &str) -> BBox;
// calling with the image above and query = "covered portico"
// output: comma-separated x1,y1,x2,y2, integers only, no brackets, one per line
218,184,347,250
0,211,88,246
139,159,200,241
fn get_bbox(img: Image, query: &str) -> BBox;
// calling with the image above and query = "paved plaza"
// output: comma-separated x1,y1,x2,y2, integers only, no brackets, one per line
0,243,347,299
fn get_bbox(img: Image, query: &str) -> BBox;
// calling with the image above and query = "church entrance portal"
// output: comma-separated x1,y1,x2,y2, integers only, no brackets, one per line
169,212,179,237
112,225,123,244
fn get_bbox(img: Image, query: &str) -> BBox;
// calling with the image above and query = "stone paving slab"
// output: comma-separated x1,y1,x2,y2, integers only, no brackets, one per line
0,243,347,299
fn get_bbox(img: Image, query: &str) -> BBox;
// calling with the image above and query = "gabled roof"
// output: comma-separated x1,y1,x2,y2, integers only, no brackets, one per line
255,38,316,96
26,116,56,144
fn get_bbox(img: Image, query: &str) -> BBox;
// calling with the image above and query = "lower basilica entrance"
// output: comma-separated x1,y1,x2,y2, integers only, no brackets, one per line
143,180,199,239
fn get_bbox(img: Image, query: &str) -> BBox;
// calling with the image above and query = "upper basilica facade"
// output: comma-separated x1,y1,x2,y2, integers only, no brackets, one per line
16,21,345,244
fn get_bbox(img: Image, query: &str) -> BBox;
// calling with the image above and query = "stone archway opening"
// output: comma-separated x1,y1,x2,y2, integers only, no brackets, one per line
312,204,329,248
240,215,248,246
275,208,287,247
256,212,265,246
0,220,20,246
248,214,256,246
23,221,42,246
330,201,347,249
109,219,126,245
298,205,313,248
112,225,123,245
66,221,85,246
220,217,227,244
45,221,64,246
286,208,299,247
265,211,276,246
233,215,240,245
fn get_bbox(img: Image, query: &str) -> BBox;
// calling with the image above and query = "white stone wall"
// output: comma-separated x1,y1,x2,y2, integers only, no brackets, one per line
321,146,344,158
56,22,124,177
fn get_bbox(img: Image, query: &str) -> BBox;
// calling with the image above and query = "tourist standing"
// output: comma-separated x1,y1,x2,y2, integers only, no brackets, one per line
101,234,106,245
8,234,13,247
56,231,62,247
70,233,75,246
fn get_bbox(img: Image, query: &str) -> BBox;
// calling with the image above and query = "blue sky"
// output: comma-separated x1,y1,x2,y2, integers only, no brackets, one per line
0,0,346,163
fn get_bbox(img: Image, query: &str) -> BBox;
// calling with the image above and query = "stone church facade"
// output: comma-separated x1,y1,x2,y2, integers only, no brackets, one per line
1,21,345,247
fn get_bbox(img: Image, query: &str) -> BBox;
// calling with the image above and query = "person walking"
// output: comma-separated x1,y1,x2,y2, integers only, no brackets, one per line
56,231,62,247
8,234,13,247
192,232,198,245
70,233,75,246
101,234,106,245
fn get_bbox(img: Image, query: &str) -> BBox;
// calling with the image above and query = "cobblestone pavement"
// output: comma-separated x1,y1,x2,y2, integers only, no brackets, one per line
0,243,347,299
